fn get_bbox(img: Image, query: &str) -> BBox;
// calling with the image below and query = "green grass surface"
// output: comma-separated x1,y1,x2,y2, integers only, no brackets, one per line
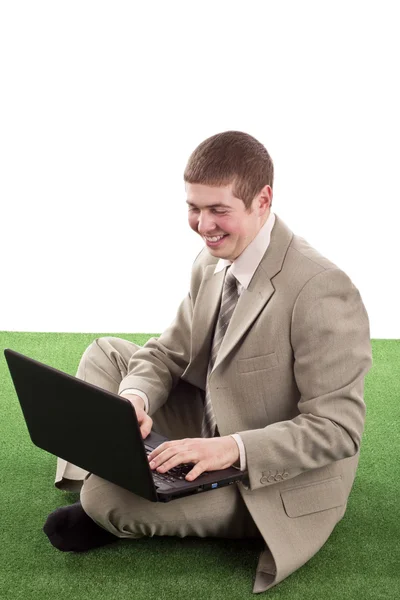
0,332,399,599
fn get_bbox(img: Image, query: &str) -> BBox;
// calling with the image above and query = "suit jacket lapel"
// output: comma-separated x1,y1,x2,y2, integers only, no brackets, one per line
212,266,275,374
188,265,224,386
188,214,293,384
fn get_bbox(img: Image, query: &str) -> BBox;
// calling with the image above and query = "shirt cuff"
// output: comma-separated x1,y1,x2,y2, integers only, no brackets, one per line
229,433,247,471
119,388,149,413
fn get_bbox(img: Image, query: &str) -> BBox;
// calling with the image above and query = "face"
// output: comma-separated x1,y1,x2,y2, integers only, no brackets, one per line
186,182,272,261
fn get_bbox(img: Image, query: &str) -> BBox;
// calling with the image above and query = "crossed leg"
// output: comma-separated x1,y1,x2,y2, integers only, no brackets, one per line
46,336,261,551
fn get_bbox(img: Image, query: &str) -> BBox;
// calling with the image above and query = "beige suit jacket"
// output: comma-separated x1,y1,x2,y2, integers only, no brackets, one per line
119,213,373,593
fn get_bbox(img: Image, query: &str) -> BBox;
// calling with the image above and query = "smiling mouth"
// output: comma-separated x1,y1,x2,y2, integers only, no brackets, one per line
204,234,227,240
203,234,229,247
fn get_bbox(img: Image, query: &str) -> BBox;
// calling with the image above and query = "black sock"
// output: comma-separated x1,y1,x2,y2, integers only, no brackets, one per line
43,501,119,552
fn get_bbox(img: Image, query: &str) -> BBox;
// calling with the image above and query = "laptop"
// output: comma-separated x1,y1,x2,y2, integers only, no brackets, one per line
4,348,248,502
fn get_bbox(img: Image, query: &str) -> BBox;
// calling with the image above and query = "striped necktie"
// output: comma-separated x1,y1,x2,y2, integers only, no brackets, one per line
201,266,239,438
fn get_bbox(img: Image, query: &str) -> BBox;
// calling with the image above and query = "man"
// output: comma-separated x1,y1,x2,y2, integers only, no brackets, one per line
44,131,373,594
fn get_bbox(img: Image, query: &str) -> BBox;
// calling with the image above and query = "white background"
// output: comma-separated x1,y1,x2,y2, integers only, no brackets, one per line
0,1,398,337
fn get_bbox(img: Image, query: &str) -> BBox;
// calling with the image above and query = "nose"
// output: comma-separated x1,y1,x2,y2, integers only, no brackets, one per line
197,211,216,235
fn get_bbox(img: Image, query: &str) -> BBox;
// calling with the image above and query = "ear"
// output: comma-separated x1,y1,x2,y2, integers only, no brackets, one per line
259,185,272,214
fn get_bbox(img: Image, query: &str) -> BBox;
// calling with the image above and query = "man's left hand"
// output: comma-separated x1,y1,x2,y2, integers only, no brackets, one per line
147,436,240,481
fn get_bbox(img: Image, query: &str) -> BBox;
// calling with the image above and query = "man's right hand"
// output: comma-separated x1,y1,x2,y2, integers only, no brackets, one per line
119,393,153,439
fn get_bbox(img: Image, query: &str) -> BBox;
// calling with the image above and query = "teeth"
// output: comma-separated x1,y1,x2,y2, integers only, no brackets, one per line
206,235,225,242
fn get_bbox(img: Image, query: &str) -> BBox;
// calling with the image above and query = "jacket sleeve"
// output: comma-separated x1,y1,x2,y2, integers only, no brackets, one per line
117,291,193,416
237,268,373,491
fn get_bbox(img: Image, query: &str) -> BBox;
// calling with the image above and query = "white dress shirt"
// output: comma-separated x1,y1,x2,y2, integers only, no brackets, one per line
121,211,276,472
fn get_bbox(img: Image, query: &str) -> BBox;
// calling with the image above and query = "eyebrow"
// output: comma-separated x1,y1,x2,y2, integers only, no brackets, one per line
186,200,232,209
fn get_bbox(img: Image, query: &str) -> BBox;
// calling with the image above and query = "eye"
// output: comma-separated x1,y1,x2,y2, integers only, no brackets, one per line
188,208,227,215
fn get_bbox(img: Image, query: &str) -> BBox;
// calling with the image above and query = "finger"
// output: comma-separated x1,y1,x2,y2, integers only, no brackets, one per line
148,446,178,469
148,439,187,461
141,419,153,439
141,426,151,439
147,440,176,460
185,462,206,481
154,451,192,473
147,443,169,462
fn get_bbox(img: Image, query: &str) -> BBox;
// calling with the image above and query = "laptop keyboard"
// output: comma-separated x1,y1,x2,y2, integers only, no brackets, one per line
145,446,208,483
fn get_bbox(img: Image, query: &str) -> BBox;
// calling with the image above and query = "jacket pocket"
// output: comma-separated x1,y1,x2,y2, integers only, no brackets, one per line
280,476,345,518
237,352,278,373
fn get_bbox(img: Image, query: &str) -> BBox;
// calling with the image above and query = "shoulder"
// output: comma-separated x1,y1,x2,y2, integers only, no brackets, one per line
280,217,352,286
288,233,340,274
274,215,360,299
287,236,360,308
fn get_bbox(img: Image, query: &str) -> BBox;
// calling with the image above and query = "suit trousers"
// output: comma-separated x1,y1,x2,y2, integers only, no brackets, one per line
55,337,262,541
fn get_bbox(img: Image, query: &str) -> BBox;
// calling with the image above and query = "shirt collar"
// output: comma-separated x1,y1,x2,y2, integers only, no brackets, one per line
213,211,276,289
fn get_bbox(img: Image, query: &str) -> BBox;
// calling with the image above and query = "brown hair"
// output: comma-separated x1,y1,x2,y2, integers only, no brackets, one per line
183,131,274,212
